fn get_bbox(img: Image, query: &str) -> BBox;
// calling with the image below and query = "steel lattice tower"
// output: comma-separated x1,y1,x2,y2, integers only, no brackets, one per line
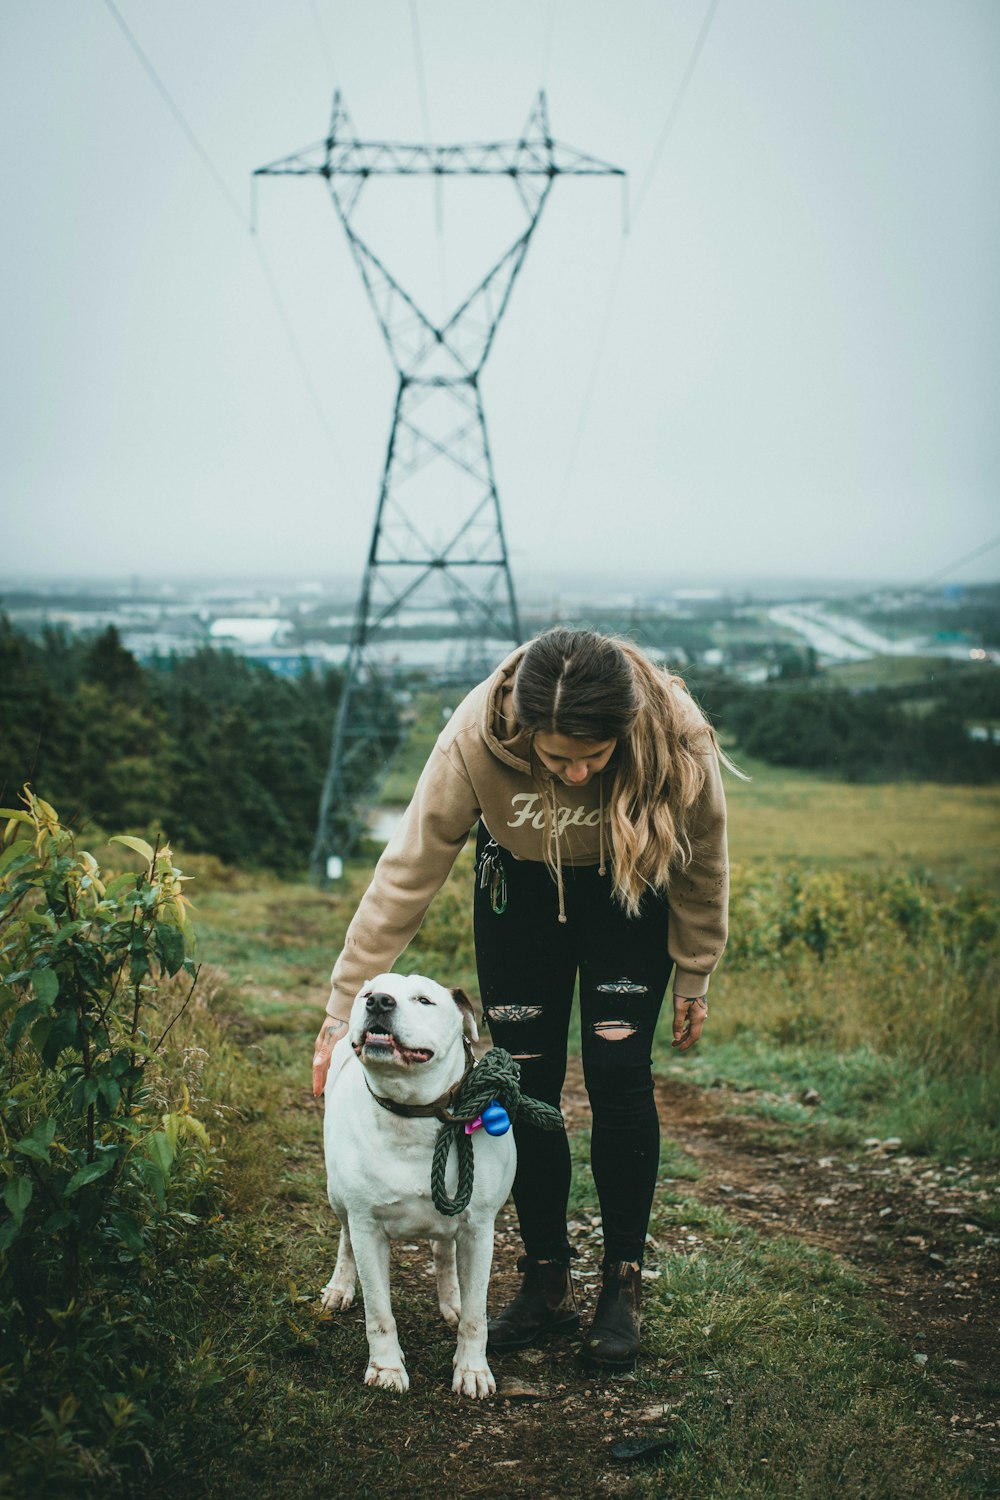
255,93,623,877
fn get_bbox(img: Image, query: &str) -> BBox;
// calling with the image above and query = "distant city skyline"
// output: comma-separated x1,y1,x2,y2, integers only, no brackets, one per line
2,1,998,586
3,564,997,596
4,566,993,605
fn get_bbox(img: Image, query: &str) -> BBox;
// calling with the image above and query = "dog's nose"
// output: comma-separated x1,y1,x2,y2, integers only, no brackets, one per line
365,991,397,1016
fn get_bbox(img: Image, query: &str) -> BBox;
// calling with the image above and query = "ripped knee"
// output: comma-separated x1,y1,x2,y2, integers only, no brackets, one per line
591,1019,638,1042
595,977,649,996
483,1003,547,1062
485,1004,544,1023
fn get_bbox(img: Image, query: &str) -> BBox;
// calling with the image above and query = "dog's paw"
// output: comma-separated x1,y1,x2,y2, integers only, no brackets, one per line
451,1363,496,1399
365,1362,410,1393
320,1280,355,1312
438,1296,462,1329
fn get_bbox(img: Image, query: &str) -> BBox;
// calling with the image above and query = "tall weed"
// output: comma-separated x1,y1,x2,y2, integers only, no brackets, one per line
725,863,998,1081
0,791,249,1495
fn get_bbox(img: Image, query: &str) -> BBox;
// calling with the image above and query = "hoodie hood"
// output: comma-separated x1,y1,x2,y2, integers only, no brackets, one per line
478,645,534,772
475,644,609,923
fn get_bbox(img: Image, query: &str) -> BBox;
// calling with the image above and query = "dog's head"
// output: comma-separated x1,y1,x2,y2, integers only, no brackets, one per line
349,973,478,1076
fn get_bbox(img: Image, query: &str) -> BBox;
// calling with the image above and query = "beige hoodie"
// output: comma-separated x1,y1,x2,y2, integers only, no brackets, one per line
326,647,729,1023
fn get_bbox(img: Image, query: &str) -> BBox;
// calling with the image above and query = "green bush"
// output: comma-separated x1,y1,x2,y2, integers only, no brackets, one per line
0,790,231,1493
727,863,996,969
718,863,999,1103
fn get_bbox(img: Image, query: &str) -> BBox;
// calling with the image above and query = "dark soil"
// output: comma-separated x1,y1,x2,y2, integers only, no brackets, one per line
647,1064,1000,1451
304,1055,999,1497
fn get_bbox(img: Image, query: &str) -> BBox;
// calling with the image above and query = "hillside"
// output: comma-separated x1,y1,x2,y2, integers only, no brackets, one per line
2,770,997,1497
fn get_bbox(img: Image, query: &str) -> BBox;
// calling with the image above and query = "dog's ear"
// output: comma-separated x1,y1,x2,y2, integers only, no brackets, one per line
451,987,479,1043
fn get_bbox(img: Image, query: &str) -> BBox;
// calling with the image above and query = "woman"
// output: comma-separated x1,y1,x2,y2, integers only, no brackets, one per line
313,628,729,1370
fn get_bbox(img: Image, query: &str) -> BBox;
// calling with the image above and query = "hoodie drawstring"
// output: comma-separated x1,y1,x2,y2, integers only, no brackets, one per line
548,773,607,924
548,779,568,924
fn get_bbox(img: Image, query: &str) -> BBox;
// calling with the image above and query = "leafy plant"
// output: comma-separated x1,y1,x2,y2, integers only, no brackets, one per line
0,789,204,1271
0,788,227,1490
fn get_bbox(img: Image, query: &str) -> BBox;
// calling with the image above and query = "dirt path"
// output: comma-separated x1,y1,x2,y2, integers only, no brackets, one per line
645,1063,1000,1448
294,1044,998,1495
497,1062,995,1470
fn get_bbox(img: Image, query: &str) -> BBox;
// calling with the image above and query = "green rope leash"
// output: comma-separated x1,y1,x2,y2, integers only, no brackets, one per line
430,1047,563,1217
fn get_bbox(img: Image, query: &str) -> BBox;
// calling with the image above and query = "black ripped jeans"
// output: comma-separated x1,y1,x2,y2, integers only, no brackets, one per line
473,823,672,1266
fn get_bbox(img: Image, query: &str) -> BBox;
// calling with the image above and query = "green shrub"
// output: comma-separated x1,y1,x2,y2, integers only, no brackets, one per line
727,862,996,971
716,863,1000,1118
0,789,232,1493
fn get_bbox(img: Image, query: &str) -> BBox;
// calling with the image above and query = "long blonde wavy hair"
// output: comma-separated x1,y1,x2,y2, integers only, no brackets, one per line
512,628,719,916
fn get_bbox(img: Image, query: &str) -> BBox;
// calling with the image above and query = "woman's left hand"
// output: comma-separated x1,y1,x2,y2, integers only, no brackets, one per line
671,995,708,1052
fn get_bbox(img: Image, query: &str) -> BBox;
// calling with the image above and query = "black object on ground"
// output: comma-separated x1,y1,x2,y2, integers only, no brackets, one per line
610,1435,679,1465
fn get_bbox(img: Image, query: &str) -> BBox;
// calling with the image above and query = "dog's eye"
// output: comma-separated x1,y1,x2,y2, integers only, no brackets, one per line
416,996,434,1006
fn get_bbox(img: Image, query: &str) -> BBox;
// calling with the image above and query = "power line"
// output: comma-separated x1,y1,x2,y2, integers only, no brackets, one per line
539,0,557,90
550,0,721,524
408,0,447,295
251,235,352,464
630,0,722,228
305,0,337,82
100,0,349,473
409,0,433,146
921,530,1000,586
101,0,248,230
544,240,627,544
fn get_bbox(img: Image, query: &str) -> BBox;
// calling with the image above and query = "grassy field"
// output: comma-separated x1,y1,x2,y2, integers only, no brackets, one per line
725,754,1000,886
167,807,998,1498
378,691,454,805
6,765,998,1497
825,655,967,688
379,693,1000,887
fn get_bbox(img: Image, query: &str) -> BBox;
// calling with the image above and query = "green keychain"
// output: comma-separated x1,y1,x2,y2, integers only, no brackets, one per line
478,838,507,915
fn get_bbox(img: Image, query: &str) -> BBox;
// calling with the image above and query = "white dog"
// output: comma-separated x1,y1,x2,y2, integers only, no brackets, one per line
321,973,516,1397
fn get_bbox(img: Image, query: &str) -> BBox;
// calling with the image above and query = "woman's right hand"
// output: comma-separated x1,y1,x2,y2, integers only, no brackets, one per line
671,994,708,1053
313,1016,349,1098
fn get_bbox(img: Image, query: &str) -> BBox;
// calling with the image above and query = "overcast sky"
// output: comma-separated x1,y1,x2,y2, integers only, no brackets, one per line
2,0,998,589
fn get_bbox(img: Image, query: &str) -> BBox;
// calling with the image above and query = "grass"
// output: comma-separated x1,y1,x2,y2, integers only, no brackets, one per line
725,755,1000,887
128,974,989,1500
825,654,964,688
147,819,996,1496
8,763,998,1495
379,691,455,805
185,773,1000,1170
661,1032,1000,1160
628,1216,980,1498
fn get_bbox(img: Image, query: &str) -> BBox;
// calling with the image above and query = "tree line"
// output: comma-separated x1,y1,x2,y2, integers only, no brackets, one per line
691,667,1000,782
0,619,399,871
2,619,996,879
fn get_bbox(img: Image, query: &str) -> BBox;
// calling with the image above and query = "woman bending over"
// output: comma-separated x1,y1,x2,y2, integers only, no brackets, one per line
313,627,730,1370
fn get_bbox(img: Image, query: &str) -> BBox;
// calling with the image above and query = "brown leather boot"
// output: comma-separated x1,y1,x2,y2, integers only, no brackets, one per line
487,1255,580,1353
581,1260,642,1371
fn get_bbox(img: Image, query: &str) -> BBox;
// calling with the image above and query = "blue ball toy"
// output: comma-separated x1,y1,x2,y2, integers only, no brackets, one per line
481,1100,511,1136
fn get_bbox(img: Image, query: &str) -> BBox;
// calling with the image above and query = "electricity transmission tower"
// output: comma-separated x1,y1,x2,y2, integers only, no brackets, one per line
255,92,624,877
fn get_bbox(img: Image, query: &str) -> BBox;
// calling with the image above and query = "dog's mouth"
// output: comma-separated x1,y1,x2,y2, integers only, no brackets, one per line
357,1028,434,1065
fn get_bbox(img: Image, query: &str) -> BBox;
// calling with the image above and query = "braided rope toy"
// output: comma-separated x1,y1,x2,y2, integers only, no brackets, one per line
431,1047,563,1217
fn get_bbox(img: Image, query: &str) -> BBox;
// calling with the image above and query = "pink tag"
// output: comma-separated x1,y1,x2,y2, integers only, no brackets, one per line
464,1116,483,1135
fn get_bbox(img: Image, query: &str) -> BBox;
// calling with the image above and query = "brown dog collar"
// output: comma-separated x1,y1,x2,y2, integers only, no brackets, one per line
362,1038,476,1123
